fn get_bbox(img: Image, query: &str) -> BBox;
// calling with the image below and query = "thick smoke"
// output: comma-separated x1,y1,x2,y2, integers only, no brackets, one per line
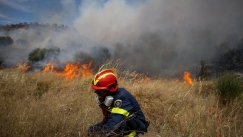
1,0,243,77
73,0,243,77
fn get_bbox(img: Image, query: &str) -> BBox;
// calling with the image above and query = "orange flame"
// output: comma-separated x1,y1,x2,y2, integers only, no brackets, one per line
80,61,93,78
59,63,80,79
183,71,193,85
14,60,30,73
42,61,93,79
42,62,56,73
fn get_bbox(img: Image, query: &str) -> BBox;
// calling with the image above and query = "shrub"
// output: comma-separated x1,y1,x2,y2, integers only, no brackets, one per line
216,73,243,106
28,47,60,62
0,36,13,46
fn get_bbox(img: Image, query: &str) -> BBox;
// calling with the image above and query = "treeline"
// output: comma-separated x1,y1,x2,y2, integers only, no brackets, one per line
0,22,74,46
0,22,71,32
196,38,243,80
213,39,243,72
1,43,243,75
0,36,13,46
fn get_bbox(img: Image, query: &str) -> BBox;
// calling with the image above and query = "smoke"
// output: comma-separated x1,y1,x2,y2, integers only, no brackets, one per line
36,0,79,25
1,0,243,77
0,26,98,67
73,0,243,77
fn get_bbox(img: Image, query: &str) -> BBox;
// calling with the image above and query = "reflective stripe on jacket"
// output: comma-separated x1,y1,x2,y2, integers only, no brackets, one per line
104,88,145,136
109,107,136,137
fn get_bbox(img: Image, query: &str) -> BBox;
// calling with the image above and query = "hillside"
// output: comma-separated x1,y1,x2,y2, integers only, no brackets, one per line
1,23,243,79
0,63,243,137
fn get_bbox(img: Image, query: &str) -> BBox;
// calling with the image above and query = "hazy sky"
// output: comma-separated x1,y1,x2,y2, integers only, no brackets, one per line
1,0,243,77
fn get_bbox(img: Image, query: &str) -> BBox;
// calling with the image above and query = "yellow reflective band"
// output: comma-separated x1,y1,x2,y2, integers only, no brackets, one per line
124,131,136,137
93,72,116,85
110,107,130,117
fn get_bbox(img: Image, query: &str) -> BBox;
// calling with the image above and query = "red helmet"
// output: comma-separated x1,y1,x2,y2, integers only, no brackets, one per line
91,69,118,92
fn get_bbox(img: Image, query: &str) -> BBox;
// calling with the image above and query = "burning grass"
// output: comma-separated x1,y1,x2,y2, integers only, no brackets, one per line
0,65,243,137
41,61,93,79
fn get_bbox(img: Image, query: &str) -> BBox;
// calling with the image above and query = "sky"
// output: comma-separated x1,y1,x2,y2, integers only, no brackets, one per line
0,0,81,25
1,0,243,77
0,0,143,25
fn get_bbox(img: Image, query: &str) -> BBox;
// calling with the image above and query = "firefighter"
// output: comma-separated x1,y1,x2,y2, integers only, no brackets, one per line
88,69,149,137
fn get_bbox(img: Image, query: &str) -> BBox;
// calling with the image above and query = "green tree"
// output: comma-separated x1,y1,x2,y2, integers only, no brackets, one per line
0,36,13,46
28,48,60,62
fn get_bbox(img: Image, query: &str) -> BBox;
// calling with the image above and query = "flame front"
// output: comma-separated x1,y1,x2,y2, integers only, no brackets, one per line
80,61,93,78
42,62,55,73
14,60,30,73
59,63,80,79
42,61,93,79
184,71,193,85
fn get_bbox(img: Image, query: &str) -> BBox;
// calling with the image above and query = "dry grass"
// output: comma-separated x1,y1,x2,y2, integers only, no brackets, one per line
0,65,243,137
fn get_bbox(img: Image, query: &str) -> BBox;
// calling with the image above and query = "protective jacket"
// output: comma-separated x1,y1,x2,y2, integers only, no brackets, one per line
102,88,148,136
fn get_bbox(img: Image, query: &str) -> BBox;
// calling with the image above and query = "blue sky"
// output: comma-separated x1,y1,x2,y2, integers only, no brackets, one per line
0,0,80,25
0,0,144,25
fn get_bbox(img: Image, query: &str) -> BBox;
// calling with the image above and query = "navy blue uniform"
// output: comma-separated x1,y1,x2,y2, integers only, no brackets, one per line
88,88,149,136
105,88,145,130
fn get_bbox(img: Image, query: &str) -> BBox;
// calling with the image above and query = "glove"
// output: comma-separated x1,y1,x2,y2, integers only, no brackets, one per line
144,120,150,133
87,126,94,136
88,122,105,136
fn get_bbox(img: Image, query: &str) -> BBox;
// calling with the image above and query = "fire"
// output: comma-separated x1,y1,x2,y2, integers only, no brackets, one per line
59,63,80,79
80,61,93,78
183,71,193,85
42,61,93,79
42,62,56,72
129,71,151,85
14,60,30,73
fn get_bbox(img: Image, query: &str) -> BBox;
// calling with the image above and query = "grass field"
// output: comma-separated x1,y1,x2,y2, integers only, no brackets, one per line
0,64,243,137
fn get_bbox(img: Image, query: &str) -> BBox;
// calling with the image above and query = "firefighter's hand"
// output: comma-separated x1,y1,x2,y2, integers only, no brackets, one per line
144,120,150,132
87,126,93,136
88,127,107,137
87,123,105,136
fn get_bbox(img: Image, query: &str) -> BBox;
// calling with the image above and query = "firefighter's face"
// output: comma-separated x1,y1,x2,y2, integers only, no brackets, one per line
94,90,109,102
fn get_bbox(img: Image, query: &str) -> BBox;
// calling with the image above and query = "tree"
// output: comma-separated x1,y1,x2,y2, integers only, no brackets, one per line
213,48,243,72
28,48,60,62
196,60,211,81
0,36,13,46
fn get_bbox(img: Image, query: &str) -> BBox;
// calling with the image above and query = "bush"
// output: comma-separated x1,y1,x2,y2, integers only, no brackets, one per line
0,36,13,46
28,48,60,62
216,73,243,106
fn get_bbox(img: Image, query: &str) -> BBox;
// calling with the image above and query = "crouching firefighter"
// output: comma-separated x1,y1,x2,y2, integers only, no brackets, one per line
88,69,150,137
